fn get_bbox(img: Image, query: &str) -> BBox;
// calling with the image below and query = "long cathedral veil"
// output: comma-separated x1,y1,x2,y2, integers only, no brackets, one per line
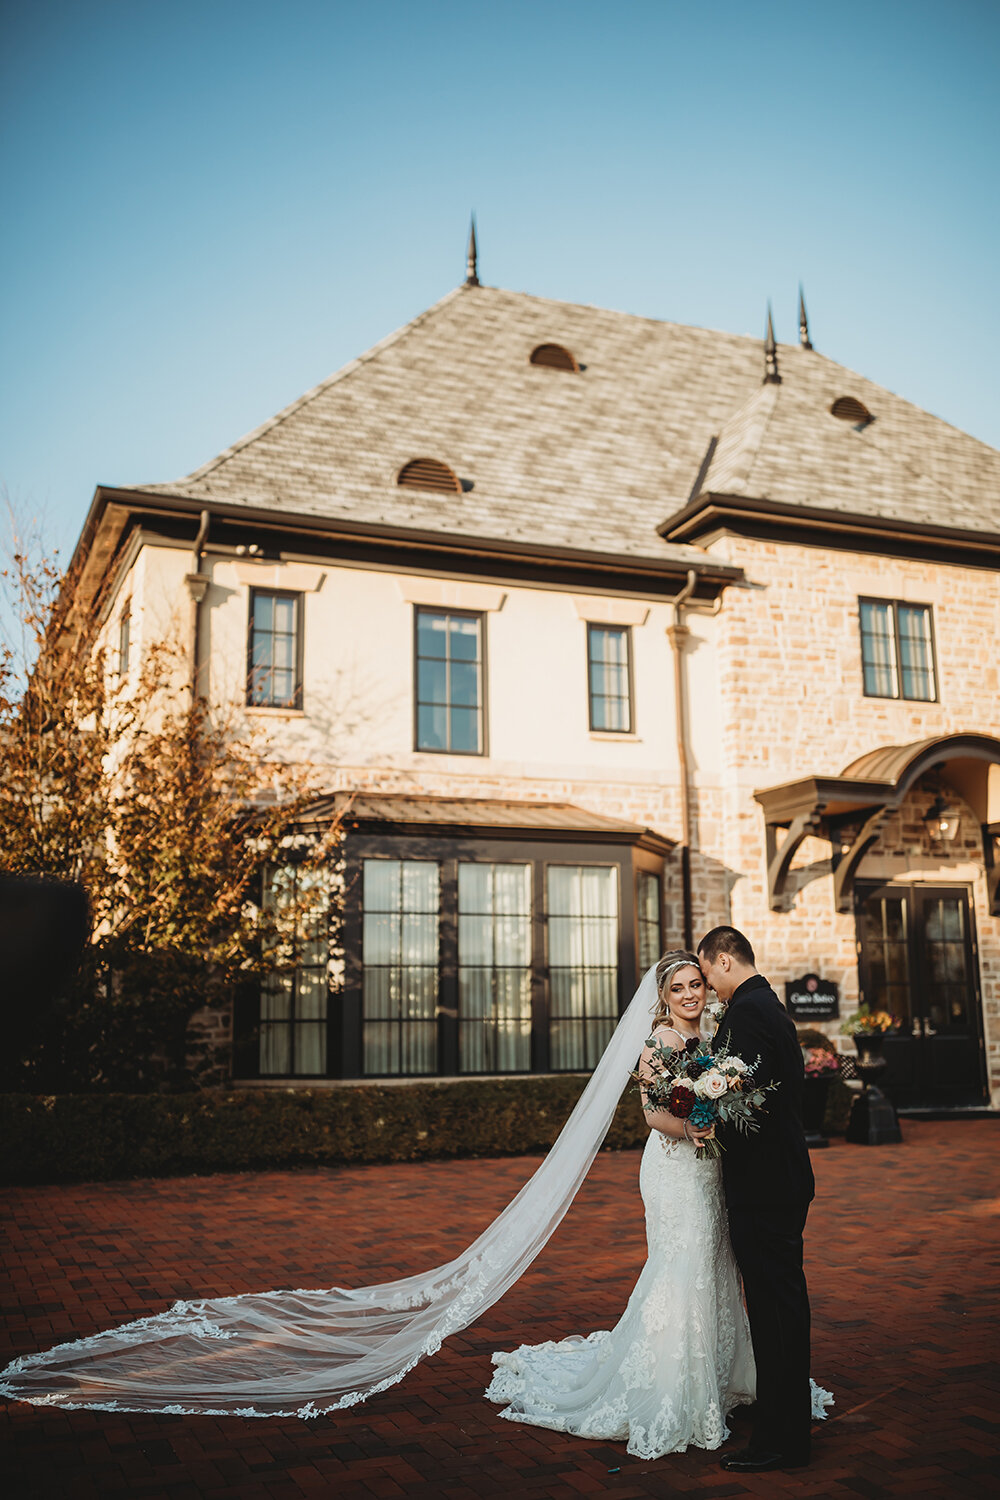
1,967,661,1417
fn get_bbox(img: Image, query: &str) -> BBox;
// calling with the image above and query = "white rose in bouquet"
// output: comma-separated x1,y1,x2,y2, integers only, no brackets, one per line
695,1069,728,1099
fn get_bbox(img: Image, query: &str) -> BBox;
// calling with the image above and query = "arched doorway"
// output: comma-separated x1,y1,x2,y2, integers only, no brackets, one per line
756,733,1000,1110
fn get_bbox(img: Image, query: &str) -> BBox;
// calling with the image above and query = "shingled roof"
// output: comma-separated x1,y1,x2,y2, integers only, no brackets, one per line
136,284,999,561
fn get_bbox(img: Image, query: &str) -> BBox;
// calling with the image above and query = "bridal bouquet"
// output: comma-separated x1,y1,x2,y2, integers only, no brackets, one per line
635,1035,778,1160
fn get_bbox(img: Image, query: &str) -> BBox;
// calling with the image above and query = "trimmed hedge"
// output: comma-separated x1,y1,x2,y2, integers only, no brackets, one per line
0,1078,651,1185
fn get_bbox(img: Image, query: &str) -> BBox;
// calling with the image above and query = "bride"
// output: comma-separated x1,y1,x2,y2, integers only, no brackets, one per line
1,952,829,1460
486,950,756,1458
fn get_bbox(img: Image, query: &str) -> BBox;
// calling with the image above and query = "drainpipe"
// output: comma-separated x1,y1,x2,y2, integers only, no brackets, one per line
185,510,211,703
667,569,698,949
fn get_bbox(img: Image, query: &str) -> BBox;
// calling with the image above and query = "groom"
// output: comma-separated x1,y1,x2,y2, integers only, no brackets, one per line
698,925,815,1473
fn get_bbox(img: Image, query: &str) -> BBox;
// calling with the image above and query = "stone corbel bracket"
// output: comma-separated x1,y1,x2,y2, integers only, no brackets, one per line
764,809,826,912
984,823,1000,918
832,805,892,913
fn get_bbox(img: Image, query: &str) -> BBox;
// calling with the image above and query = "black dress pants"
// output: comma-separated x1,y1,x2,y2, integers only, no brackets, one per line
727,1202,811,1458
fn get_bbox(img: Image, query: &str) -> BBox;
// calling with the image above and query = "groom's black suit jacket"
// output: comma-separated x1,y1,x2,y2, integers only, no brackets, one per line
712,974,815,1209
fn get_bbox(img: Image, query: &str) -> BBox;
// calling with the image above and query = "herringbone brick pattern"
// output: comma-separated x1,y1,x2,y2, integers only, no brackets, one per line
2,1120,998,1498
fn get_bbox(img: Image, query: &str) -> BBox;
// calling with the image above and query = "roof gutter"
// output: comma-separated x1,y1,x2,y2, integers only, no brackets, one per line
186,509,211,702
90,486,744,586
667,568,699,949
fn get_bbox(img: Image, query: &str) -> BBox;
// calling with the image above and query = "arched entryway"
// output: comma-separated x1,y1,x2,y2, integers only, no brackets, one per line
756,733,1000,1110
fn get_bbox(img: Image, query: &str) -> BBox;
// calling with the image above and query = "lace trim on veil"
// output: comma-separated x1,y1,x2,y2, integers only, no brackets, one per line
1,970,665,1417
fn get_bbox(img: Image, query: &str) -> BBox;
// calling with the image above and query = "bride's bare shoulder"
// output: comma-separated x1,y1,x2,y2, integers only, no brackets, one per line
642,1023,679,1058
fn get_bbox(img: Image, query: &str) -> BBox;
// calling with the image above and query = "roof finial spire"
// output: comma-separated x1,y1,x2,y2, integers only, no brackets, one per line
763,301,781,384
798,284,813,350
464,213,479,287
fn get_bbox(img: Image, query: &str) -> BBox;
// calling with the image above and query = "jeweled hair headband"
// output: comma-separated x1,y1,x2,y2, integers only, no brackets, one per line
654,956,699,998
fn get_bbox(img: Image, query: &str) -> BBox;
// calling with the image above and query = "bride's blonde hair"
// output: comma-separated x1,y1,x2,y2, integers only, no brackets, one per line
651,949,704,1029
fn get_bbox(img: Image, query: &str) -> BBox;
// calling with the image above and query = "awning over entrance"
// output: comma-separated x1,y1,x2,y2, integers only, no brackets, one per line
754,733,1000,913
303,792,675,856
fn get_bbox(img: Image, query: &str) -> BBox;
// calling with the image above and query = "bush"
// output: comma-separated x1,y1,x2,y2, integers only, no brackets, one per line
0,1076,651,1185
823,1077,855,1135
795,1027,836,1051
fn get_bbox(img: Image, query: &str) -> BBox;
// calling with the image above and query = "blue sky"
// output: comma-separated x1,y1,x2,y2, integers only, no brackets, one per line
1,0,997,562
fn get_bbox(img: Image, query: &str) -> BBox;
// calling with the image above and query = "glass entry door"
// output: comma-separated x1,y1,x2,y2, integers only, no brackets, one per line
855,883,987,1108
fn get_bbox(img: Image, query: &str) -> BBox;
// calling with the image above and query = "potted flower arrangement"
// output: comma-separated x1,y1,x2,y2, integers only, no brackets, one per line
839,1006,899,1070
839,1008,903,1146
796,1028,840,1147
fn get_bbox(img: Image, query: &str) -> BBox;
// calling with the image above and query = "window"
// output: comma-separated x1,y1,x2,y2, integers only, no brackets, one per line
458,863,533,1072
261,837,661,1082
118,603,131,678
248,589,303,708
259,864,329,1076
587,624,633,732
636,871,662,972
415,608,485,753
859,599,937,702
547,865,620,1070
362,859,439,1074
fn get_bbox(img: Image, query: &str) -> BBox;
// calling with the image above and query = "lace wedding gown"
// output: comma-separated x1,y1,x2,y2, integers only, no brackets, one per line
487,1127,830,1459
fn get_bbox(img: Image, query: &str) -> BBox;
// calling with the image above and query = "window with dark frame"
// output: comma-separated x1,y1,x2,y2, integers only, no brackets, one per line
118,603,131,678
547,864,620,1070
259,863,329,1077
236,839,666,1081
349,847,645,1079
859,598,937,702
587,624,633,732
636,871,662,972
414,608,484,754
362,859,440,1075
247,589,303,709
458,862,533,1073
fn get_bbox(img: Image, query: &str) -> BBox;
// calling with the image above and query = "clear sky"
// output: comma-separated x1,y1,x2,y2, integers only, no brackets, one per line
1,0,997,562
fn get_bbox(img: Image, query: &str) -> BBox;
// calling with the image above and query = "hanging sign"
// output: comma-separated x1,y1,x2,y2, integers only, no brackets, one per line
785,972,839,1021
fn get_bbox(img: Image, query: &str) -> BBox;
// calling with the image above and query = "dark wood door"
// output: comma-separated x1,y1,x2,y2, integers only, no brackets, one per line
855,883,987,1109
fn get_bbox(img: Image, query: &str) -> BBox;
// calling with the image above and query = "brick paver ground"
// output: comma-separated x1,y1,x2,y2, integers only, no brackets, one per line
2,1120,998,1499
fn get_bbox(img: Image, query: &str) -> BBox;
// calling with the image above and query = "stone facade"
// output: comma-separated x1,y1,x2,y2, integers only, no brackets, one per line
697,534,1000,1101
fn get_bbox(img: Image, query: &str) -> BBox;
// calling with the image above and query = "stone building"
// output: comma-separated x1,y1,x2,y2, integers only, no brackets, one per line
66,241,1000,1110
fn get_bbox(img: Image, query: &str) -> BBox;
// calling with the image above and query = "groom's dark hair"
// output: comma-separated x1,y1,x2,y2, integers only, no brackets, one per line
698,925,755,967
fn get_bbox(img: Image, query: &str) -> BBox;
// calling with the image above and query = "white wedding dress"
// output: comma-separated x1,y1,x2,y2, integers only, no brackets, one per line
487,1126,833,1459
486,1127,755,1458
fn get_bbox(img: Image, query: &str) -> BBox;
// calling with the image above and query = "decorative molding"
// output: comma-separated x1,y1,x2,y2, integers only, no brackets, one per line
572,597,650,627
232,561,326,591
395,578,506,612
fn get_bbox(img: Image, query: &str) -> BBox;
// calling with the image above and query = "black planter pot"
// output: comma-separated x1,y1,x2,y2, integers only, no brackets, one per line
847,1030,902,1145
802,1074,833,1149
852,1029,887,1071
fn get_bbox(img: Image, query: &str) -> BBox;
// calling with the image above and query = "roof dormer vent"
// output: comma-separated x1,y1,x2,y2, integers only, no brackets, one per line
830,396,874,427
530,343,579,373
397,458,462,494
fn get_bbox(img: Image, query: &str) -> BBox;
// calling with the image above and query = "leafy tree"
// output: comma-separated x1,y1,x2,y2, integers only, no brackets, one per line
0,522,342,1092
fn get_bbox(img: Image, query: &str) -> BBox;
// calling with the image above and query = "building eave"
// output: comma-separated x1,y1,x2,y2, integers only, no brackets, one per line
657,492,1000,569
57,485,746,647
